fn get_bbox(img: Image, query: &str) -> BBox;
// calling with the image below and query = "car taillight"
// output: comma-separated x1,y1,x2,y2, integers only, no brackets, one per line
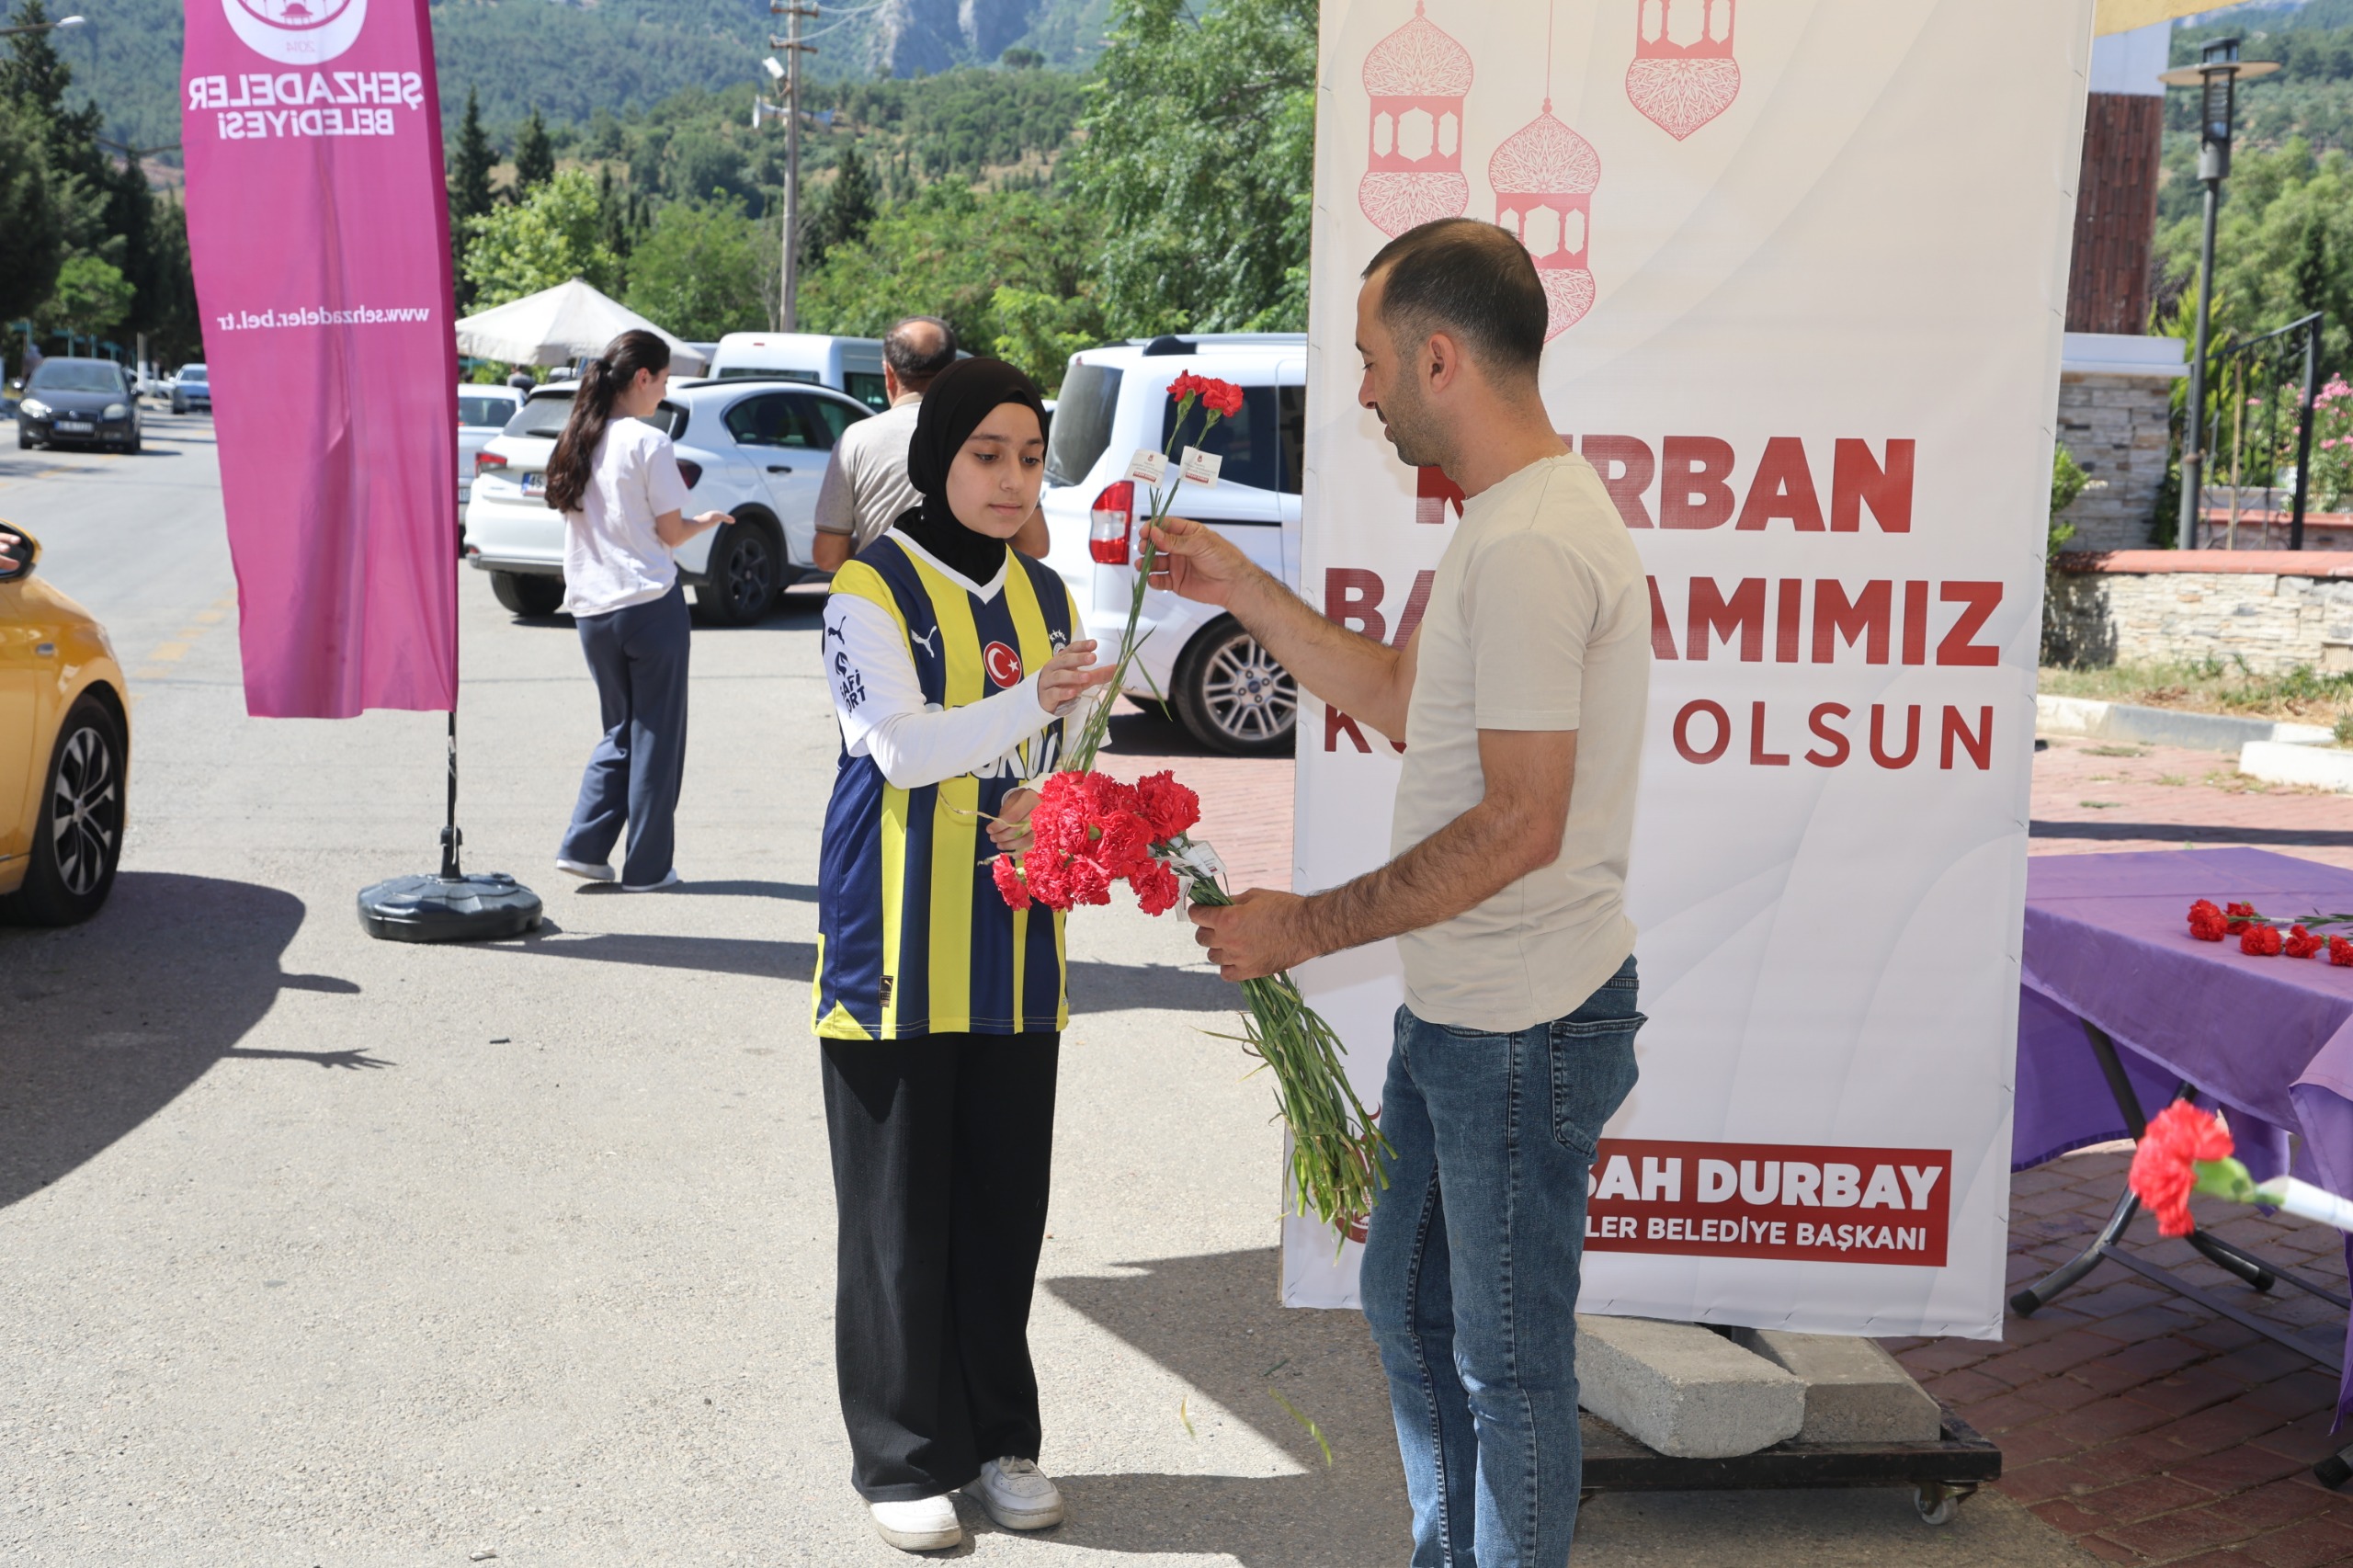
1089,481,1134,565
677,459,703,490
474,451,506,476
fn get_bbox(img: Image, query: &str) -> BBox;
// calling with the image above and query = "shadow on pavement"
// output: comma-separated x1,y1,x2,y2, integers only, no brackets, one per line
1032,1248,1408,1564
2029,821,2353,847
483,927,1240,1011
0,871,361,1210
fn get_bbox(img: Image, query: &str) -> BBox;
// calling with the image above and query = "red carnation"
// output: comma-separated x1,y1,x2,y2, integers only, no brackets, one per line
992,854,1032,911
1093,810,1155,877
1199,378,1245,418
2242,923,2284,956
1129,858,1181,916
2332,936,2353,967
2287,924,2326,959
1133,770,1201,842
1025,850,1073,910
2188,899,2227,942
1063,854,1114,906
2225,901,2259,935
1167,371,1204,403
2128,1100,2234,1238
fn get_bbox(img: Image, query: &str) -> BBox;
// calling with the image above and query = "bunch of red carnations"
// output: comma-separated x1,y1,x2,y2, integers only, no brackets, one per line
981,367,1392,1239
2186,899,2353,963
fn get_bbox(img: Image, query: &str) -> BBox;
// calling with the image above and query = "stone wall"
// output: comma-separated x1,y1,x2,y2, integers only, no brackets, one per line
2053,370,2176,553
2046,551,2353,675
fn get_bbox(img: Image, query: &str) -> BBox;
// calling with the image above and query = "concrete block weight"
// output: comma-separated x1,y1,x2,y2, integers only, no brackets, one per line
1574,1315,1805,1459
1726,1328,1943,1444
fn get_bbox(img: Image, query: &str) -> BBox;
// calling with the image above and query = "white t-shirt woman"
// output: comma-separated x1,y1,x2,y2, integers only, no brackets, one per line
560,415,693,619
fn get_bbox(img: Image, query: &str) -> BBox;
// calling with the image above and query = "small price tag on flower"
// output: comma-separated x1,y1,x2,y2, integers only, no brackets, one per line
1127,448,1169,486
1179,447,1222,487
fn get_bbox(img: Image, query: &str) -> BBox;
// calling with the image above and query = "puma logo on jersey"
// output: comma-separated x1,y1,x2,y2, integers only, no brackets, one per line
908,626,941,657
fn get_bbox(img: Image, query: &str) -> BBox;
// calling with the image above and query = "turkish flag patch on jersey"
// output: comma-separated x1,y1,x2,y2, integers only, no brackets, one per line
983,641,1024,688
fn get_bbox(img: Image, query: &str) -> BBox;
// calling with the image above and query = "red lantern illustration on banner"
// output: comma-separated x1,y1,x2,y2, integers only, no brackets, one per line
1358,2,1473,238
1626,0,1741,141
1491,101,1600,340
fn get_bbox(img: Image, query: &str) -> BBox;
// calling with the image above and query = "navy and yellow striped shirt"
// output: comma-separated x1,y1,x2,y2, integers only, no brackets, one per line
813,535,1079,1040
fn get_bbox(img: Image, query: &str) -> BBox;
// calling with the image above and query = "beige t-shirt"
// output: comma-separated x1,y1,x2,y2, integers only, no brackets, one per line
1390,452,1652,1032
813,399,923,551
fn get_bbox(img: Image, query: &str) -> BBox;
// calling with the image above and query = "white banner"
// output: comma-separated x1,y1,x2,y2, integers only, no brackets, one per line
1285,0,2092,1340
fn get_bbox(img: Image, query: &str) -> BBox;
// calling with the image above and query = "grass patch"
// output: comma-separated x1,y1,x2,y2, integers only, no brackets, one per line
2040,658,2353,722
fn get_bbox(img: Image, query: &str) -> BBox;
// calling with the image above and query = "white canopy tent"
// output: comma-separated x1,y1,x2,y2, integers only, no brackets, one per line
451,278,709,375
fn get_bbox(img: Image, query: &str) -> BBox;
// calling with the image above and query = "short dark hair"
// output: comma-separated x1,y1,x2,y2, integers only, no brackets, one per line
1362,219,1546,379
884,315,958,390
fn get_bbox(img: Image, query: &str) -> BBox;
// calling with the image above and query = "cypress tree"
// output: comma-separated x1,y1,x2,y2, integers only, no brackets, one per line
511,108,555,198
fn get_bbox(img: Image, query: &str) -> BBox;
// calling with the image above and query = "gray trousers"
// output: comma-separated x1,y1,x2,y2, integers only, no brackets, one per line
561,584,689,886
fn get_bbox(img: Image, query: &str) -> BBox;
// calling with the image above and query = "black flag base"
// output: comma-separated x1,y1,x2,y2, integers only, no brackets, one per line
358,711,542,943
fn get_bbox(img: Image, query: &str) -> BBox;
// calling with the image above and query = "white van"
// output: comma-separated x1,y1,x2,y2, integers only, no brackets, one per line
707,332,889,411
1039,333,1306,755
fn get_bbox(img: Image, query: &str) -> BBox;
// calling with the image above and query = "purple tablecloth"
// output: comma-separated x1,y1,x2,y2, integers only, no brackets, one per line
2018,848,2353,1419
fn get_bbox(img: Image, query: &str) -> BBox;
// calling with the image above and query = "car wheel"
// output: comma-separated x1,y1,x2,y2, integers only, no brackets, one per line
694,517,781,627
123,429,141,454
1173,619,1298,756
1,694,128,926
489,571,566,617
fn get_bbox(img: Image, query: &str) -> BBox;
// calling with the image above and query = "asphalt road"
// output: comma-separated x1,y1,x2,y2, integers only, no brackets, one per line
0,413,2088,1566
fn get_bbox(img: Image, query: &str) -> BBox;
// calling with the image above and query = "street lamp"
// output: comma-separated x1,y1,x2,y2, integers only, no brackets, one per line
2160,37,2279,551
0,13,85,36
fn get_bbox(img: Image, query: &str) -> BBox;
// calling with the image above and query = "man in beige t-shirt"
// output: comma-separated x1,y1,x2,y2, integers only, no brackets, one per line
1150,218,1650,1567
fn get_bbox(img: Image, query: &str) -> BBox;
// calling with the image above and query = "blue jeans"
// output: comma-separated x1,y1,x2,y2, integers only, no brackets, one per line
561,584,690,887
1360,956,1643,1568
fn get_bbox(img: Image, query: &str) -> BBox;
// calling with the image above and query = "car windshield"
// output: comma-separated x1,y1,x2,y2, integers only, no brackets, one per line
505,391,687,441
459,392,516,428
1046,362,1121,488
28,361,124,393
178,365,207,383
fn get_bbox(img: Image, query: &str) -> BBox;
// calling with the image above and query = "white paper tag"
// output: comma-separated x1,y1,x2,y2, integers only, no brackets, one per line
1180,447,1222,486
1127,448,1168,485
1162,837,1229,884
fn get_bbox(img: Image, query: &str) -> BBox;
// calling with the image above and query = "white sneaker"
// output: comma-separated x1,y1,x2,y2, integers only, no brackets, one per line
966,1456,1065,1530
555,858,615,881
620,869,682,892
869,1494,961,1551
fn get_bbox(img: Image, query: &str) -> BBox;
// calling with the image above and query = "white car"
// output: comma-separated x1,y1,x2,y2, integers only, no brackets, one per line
456,384,526,515
168,363,210,415
1039,334,1306,754
461,377,872,625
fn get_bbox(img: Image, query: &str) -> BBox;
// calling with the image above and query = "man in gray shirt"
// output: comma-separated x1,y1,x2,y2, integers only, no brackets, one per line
813,316,1049,572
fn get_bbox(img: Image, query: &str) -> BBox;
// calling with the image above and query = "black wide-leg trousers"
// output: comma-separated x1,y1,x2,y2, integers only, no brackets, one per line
821,1033,1060,1501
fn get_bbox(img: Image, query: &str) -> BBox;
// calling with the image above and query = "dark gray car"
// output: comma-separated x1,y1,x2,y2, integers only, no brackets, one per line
17,359,142,453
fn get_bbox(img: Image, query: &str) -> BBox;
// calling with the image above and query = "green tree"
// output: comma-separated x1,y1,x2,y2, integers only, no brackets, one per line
451,87,496,222
510,107,555,198
803,142,878,264
461,167,620,308
40,252,133,338
1065,0,1315,335
0,97,62,325
624,196,767,340
2156,142,2353,376
798,183,1104,390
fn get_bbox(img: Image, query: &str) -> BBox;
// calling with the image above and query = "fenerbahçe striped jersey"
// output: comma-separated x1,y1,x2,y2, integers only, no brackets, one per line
813,534,1081,1040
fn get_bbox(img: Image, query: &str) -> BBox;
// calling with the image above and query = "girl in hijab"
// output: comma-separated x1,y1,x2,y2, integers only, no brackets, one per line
813,358,1113,1552
540,329,729,891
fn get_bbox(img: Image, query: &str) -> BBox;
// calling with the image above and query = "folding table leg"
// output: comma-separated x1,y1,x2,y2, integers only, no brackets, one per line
2187,1230,2278,1293
2012,1188,2138,1317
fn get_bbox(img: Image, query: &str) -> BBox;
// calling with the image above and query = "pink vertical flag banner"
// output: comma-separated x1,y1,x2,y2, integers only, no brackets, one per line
180,0,458,717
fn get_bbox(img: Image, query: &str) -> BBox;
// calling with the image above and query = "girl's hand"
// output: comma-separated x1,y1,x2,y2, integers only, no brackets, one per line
988,788,1039,853
1036,639,1115,717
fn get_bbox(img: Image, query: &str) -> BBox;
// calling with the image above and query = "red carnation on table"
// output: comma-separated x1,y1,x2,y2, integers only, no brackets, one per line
2287,924,2326,960
2188,900,2227,942
2332,936,2353,967
2242,923,2284,957
2225,901,2259,936
2128,1100,2235,1237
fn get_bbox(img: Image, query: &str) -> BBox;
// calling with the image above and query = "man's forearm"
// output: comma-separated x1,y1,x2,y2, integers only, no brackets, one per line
1297,797,1552,957
1220,560,1408,736
813,529,851,573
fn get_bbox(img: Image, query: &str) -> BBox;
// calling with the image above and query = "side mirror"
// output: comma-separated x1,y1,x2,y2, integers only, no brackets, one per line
0,524,37,585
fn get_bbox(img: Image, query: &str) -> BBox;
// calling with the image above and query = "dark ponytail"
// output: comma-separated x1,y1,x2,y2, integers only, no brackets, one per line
543,328,671,516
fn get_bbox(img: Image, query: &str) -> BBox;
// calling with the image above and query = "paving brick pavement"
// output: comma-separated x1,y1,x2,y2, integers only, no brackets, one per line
1103,711,2353,1562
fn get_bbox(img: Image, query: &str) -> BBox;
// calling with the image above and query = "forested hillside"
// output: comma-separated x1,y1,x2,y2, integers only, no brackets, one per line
61,0,1108,159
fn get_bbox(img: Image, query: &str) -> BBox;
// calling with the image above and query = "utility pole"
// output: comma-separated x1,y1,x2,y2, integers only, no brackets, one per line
767,2,819,332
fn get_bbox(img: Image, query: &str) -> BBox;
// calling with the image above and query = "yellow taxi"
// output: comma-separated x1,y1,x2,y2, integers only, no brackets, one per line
0,523,129,924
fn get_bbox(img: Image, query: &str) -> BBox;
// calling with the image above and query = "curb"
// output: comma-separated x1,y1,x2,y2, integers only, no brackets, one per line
2240,740,2353,793
2036,694,2334,753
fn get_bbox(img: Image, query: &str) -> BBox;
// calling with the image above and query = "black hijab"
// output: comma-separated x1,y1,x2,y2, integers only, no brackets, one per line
896,357,1049,585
